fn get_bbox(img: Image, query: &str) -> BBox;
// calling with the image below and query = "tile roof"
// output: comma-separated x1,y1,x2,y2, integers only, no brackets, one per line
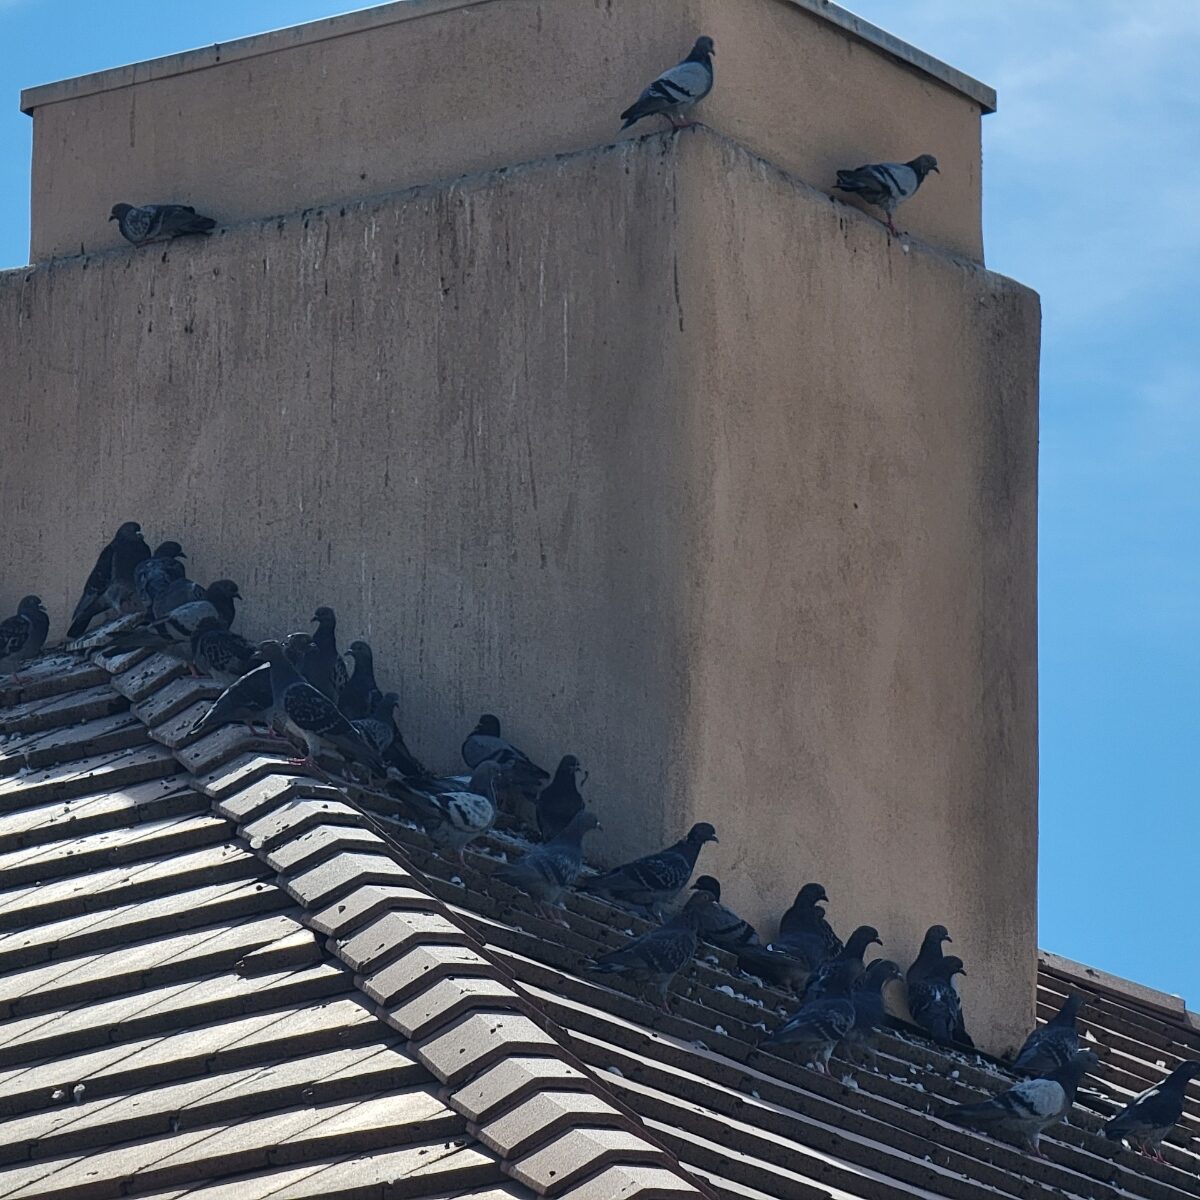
1,637,1197,1200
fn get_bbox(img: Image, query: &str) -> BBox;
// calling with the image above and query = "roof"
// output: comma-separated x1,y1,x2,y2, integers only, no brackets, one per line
2,638,1197,1200
18,0,996,117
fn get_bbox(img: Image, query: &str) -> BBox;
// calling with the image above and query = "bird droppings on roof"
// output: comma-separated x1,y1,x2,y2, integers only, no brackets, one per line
0,644,1197,1200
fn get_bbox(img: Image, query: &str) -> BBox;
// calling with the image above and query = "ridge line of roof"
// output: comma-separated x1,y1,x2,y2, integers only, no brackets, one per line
93,641,716,1200
1039,951,1193,1025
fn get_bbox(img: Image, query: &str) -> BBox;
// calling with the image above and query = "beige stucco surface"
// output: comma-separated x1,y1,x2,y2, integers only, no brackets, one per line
24,0,985,264
0,128,1038,1050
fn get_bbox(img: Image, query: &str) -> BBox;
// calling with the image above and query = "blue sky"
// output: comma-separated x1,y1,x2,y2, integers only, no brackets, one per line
1,2,1196,1002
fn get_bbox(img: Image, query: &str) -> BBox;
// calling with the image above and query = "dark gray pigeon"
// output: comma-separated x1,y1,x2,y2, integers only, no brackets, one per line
834,155,939,236
579,822,718,917
381,699,432,781
536,754,587,841
258,639,383,775
391,759,504,862
191,620,258,681
802,925,882,1002
0,595,50,676
68,521,150,638
495,809,600,920
590,889,715,1009
948,1050,1099,1156
189,632,310,738
133,541,187,610
1014,994,1087,1075
734,943,814,992
620,36,715,130
846,959,903,1070
338,640,381,721
775,882,842,970
302,607,349,702
151,575,207,620
760,957,860,1072
352,691,399,757
461,714,549,799
906,924,953,984
909,954,972,1048
689,875,759,951
110,203,217,246
1104,1060,1200,1160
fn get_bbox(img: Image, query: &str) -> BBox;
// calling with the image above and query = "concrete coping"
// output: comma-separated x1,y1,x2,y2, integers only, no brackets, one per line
18,0,996,117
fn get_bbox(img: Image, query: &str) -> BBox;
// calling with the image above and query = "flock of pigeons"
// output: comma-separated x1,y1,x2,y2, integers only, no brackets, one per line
2,31,1193,1174
104,35,938,249
3,518,1196,1164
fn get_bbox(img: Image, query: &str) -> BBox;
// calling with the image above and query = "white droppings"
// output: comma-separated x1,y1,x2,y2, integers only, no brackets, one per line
606,1066,624,1077
716,985,736,997
449,876,464,888
714,1025,728,1037
950,1070,960,1079
841,1075,859,1090
51,1089,66,1102
750,1090,761,1100
72,1084,86,1104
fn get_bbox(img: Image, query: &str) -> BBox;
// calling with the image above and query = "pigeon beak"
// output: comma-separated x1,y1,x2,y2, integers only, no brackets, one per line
108,214,116,221
710,835,720,844
945,935,953,943
178,551,187,558
932,165,940,173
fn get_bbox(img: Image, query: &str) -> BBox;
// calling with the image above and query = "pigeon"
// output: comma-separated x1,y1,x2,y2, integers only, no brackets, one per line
620,36,715,131
579,822,718,917
907,924,953,984
1104,1060,1200,1161
151,576,207,620
948,1050,1099,1156
133,541,187,610
392,759,505,861
590,890,715,1009
908,954,972,1048
302,607,349,702
110,203,217,246
536,754,587,841
67,521,150,638
352,691,399,756
0,596,50,676
381,701,432,781
338,640,382,721
689,876,760,951
774,883,843,970
846,959,903,1070
760,958,860,1072
833,155,939,236
258,639,384,775
191,620,258,681
108,580,242,659
734,943,815,992
189,632,311,739
1013,994,1087,1076
461,714,549,798
801,925,882,1002
495,809,601,919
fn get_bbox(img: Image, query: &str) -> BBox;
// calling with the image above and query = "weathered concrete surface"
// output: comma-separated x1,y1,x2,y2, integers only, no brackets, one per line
23,0,988,263
0,129,1038,1051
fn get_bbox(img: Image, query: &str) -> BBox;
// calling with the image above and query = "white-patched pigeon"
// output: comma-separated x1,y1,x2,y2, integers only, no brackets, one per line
834,155,939,235
620,36,715,130
392,759,504,862
1104,1060,1200,1160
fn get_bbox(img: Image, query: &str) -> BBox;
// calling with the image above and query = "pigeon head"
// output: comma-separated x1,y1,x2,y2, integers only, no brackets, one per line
152,541,185,558
311,606,336,625
475,714,502,736
552,754,587,786
206,579,242,602
115,521,143,539
683,888,718,913
255,639,287,663
908,154,939,178
109,204,133,222
17,595,45,613
689,35,715,59
845,925,882,957
347,640,373,661
861,958,903,989
282,631,313,660
686,822,719,845
469,758,508,796
691,875,721,900
939,954,967,979
563,809,601,839
795,882,829,908
923,924,952,948
1169,1060,1200,1083
1053,993,1087,1023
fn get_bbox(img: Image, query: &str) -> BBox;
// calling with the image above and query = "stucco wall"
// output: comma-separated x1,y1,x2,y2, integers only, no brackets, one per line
0,128,1038,1051
24,0,987,263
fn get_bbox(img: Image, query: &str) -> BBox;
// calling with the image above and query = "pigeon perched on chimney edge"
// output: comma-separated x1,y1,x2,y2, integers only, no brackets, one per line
834,155,939,236
620,36,715,130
